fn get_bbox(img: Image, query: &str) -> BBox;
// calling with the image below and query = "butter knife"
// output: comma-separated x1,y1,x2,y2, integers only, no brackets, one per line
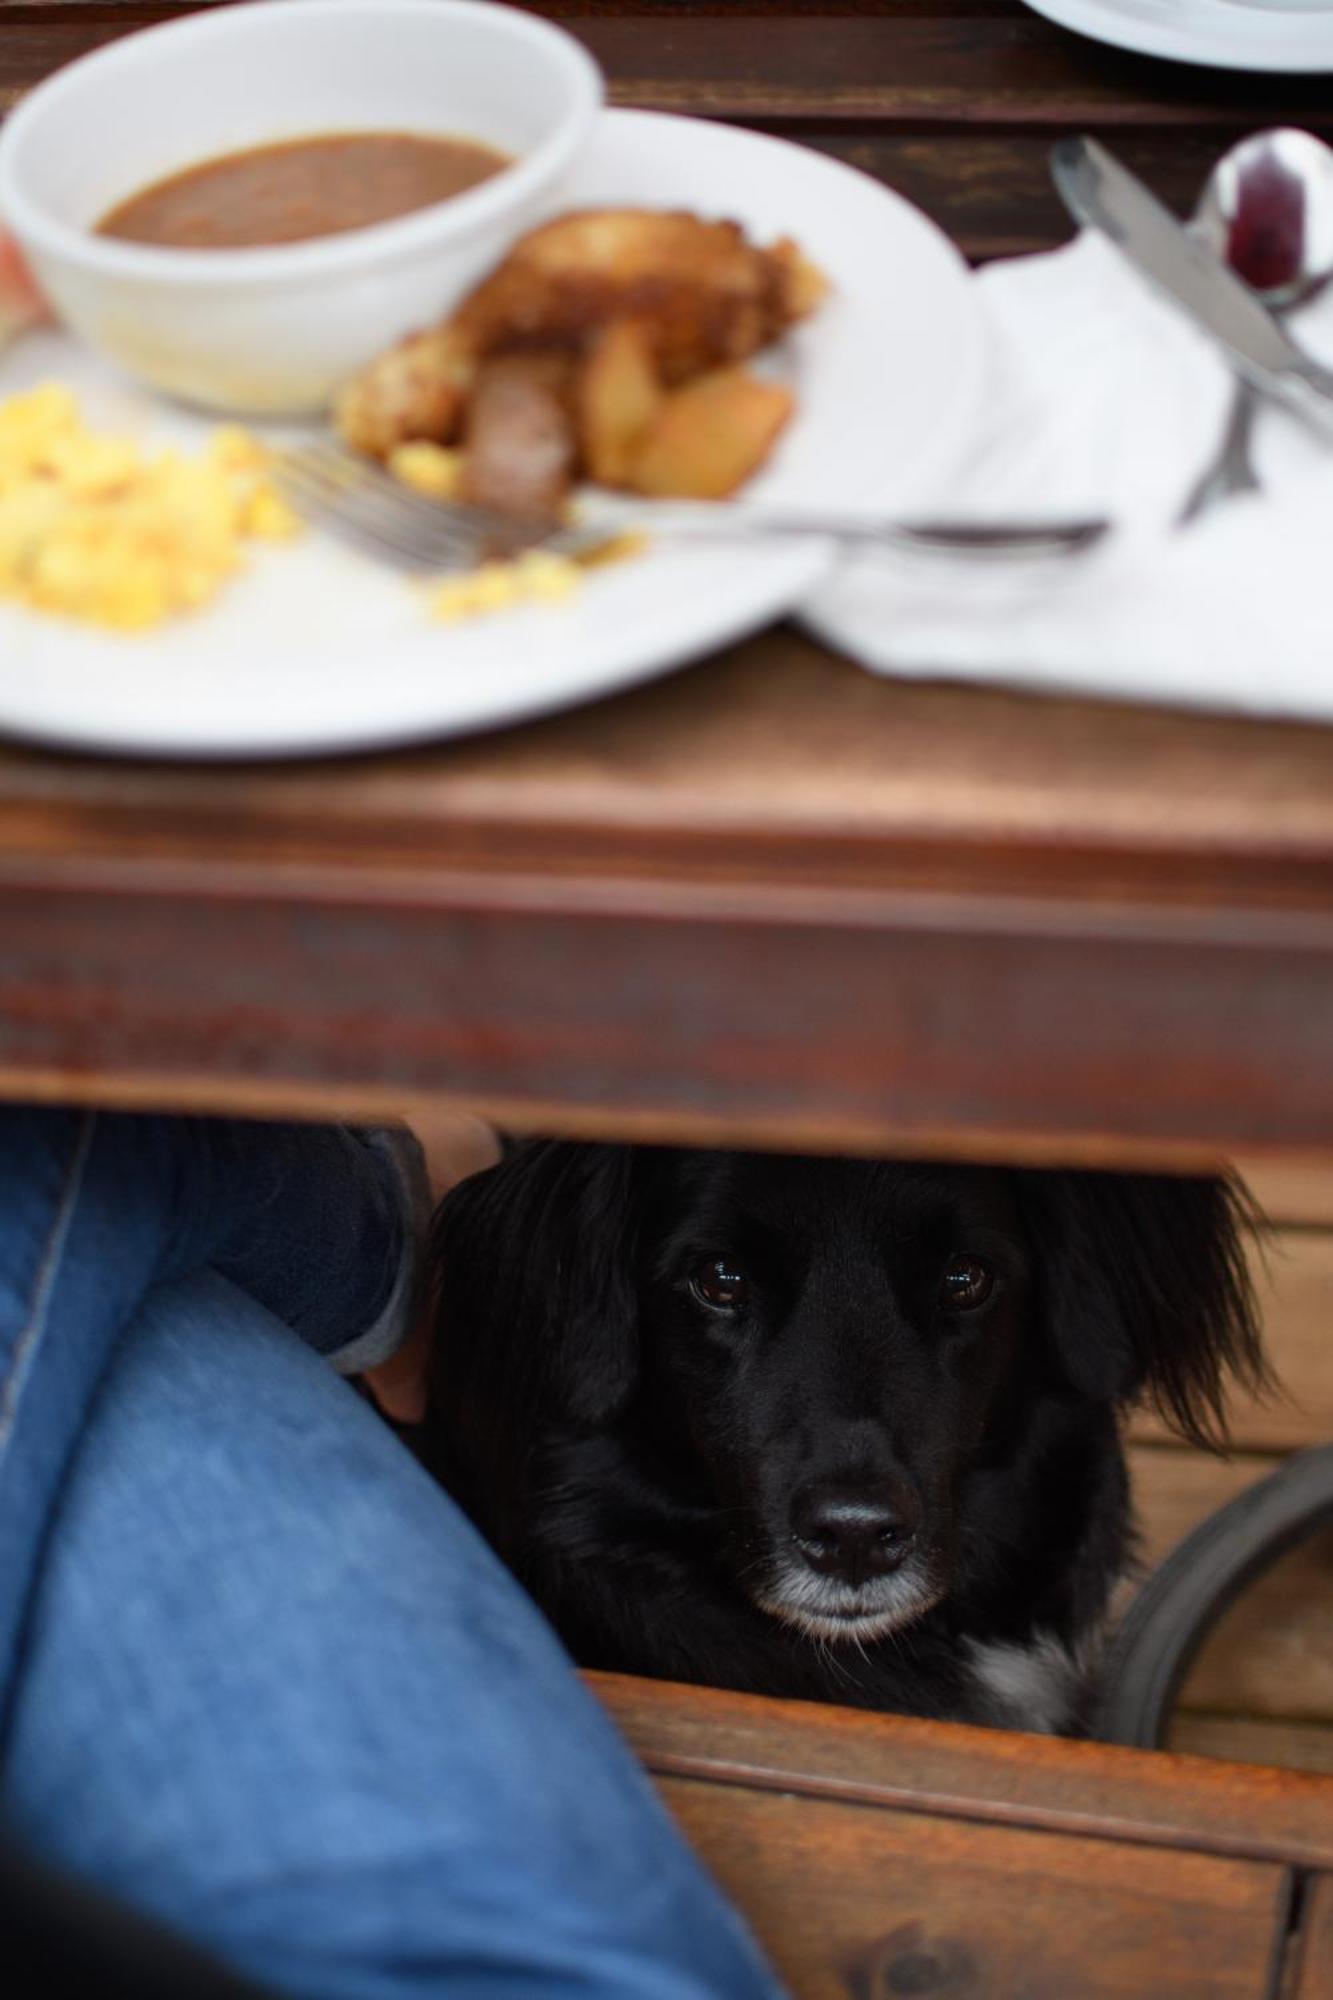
1051,134,1333,439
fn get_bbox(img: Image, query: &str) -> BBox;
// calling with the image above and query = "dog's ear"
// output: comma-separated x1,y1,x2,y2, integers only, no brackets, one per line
431,1138,641,1428
1018,1171,1267,1448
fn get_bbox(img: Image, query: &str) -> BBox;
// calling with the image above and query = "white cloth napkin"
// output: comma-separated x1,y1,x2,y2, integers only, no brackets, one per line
802,230,1333,723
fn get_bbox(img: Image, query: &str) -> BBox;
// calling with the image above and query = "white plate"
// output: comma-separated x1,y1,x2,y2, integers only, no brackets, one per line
1020,0,1333,72
0,109,987,759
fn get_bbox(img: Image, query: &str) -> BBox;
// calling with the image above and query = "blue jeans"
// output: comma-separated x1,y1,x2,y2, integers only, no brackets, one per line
0,1109,780,2000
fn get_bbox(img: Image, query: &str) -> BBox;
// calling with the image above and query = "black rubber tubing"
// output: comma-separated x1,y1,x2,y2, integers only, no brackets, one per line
1093,1442,1333,1749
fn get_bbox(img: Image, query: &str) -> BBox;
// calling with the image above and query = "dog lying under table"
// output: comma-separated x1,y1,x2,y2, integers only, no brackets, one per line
425,1143,1264,1735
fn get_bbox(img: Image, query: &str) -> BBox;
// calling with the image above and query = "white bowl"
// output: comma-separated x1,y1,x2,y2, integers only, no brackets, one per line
0,0,602,415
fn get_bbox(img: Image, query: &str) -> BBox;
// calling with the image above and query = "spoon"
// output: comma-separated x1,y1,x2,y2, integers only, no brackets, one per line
1179,127,1333,524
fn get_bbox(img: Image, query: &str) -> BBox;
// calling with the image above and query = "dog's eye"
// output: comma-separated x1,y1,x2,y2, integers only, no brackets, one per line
689,1257,749,1313
939,1255,995,1313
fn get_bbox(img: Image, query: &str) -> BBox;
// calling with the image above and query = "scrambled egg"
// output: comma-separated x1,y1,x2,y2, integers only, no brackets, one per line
390,442,579,620
426,534,650,622
388,439,464,501
429,549,581,622
388,438,649,623
0,383,298,631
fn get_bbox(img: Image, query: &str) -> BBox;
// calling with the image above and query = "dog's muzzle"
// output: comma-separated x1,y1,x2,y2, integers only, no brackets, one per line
748,1477,939,1644
788,1478,921,1591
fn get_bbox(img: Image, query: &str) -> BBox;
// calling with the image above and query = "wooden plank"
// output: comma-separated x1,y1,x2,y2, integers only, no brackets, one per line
788,127,1245,262
659,1775,1288,2000
4,643,1333,905
1128,1444,1277,1574
7,14,1333,131
4,853,1333,1165
4,11,1330,265
0,1,1023,12
1169,1716,1333,1779
1239,1164,1333,1229
1286,1875,1333,2000
1129,1229,1333,1452
590,1671,1333,1868
588,17,1333,128
1,644,1333,1160
3,645,1333,910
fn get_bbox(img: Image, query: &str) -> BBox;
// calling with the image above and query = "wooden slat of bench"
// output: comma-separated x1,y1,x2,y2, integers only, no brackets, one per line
1128,1445,1274,1572
1129,1230,1333,1453
1169,1716,1333,1779
1239,1163,1333,1230
589,1671,1333,1868
660,1776,1288,2000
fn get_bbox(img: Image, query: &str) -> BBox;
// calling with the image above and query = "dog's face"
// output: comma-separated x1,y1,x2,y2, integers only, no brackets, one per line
432,1139,1261,1672
634,1154,1032,1644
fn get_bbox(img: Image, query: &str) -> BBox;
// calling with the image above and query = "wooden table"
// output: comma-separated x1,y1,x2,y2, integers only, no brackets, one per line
6,1,1333,1169
2,1,1333,1172
5,8,1333,1996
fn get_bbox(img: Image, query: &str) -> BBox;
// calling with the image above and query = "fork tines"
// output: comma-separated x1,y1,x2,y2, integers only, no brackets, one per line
272,441,557,573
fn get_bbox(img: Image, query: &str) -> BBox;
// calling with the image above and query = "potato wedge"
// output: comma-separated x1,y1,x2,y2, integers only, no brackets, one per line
627,368,794,499
578,321,665,487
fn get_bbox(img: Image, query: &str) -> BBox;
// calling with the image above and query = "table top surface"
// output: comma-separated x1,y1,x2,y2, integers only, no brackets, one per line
4,1,1333,1163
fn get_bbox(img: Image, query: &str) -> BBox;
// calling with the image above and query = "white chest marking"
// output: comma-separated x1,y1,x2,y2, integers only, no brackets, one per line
966,1632,1084,1735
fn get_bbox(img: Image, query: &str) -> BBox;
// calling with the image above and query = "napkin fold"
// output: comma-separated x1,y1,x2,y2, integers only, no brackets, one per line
803,230,1333,723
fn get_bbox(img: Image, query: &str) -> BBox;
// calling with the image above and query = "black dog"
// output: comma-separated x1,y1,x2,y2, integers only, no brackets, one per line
426,1144,1263,1733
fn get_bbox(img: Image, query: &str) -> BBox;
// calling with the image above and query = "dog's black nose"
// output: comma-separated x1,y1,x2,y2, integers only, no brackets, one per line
790,1484,919,1586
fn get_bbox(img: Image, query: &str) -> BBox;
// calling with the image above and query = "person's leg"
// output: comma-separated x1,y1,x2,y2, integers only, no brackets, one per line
4,1270,780,2000
0,1108,418,1718
0,1833,274,1999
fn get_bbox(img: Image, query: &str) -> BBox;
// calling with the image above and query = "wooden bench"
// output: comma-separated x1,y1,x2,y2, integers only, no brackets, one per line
594,1670,1333,1998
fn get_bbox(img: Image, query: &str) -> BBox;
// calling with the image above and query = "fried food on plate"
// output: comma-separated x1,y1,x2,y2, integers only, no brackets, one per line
335,322,474,461
459,350,579,520
336,206,826,508
578,320,665,488
629,368,795,500
451,209,825,383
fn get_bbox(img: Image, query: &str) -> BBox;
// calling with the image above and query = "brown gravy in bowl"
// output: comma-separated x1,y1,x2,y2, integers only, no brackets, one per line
98,131,511,249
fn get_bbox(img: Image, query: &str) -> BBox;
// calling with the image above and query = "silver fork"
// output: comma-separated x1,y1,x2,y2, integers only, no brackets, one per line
271,439,1111,572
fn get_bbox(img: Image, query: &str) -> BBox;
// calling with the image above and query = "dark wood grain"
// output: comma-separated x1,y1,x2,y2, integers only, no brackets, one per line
9,12,1333,125
661,1777,1288,2000
590,1672,1333,1869
2,640,1333,1163
784,128,1259,259
5,8,1333,261
3,836,1333,1164
588,1672,1333,1995
3,639,1333,903
590,1671,1329,1997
